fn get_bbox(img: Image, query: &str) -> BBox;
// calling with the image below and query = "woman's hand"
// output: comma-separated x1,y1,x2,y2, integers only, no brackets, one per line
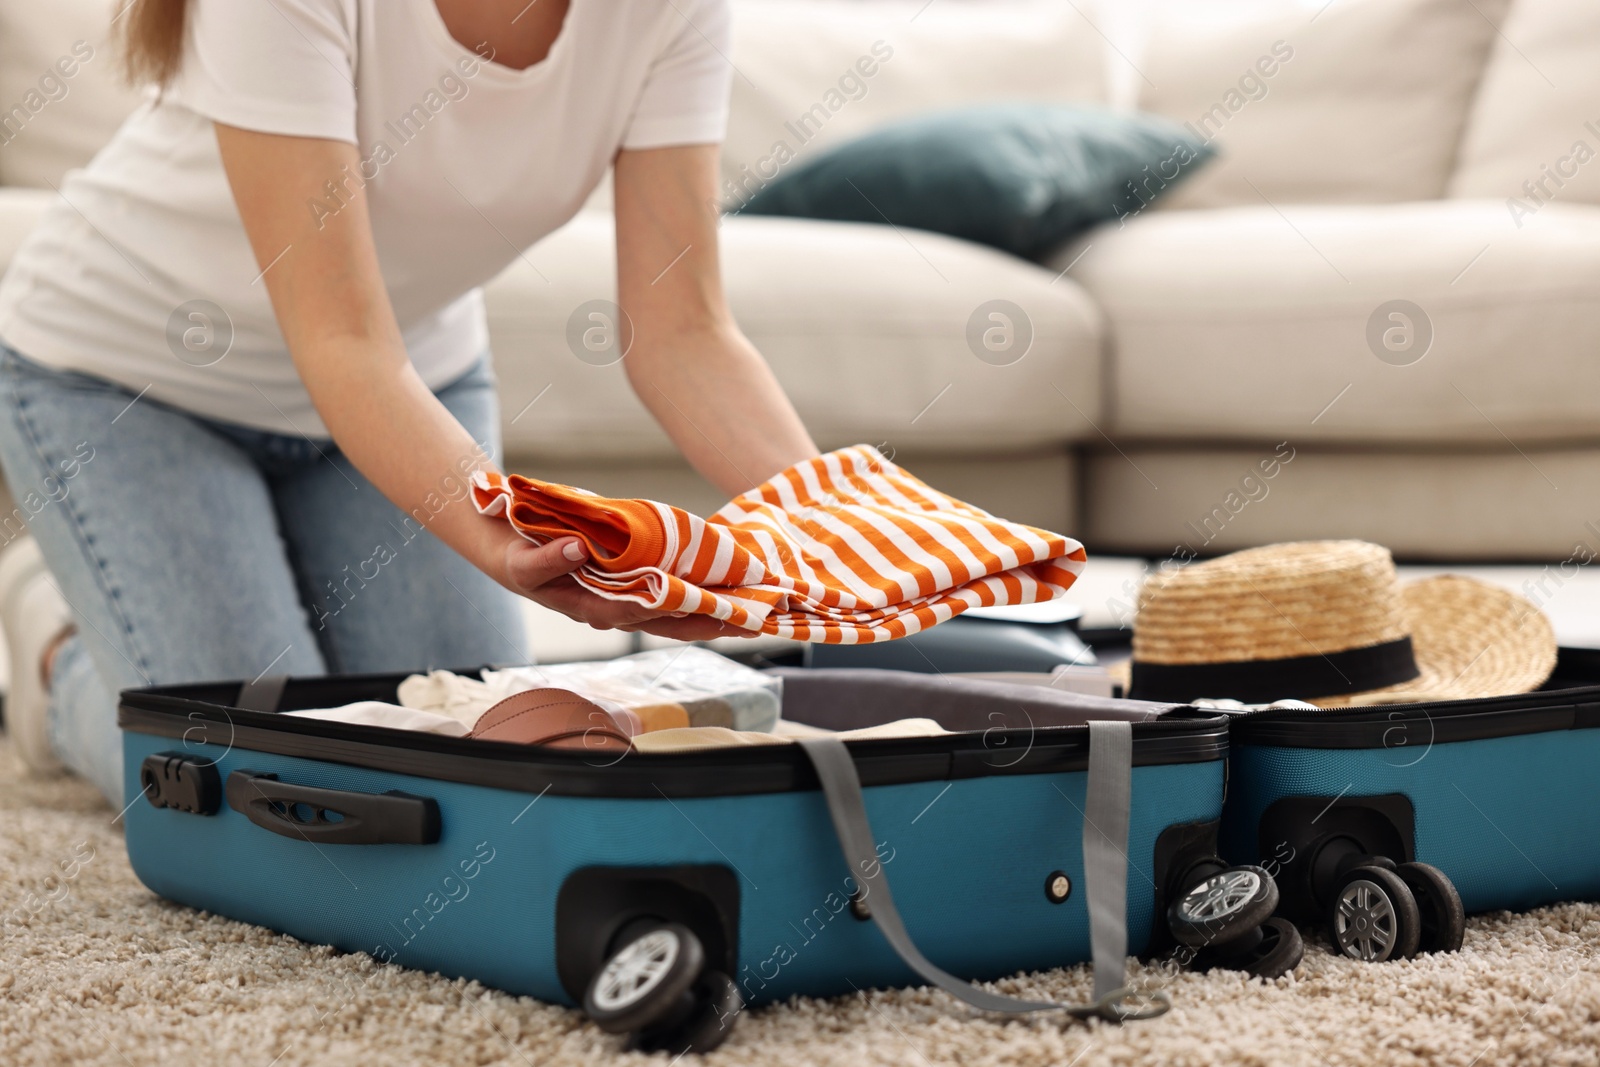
498,534,747,642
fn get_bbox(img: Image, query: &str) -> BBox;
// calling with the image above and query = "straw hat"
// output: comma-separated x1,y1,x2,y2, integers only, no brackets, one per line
1118,541,1556,707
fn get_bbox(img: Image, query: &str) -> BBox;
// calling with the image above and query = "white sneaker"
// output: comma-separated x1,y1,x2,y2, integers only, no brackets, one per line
0,535,71,775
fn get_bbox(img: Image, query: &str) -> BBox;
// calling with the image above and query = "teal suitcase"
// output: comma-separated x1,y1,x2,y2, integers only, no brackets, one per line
120,666,1247,1051
1221,649,1600,962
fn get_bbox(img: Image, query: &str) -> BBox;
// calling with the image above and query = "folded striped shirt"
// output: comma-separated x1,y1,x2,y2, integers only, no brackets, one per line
472,444,1087,644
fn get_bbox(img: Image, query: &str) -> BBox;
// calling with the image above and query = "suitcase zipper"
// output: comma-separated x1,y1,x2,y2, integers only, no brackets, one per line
1229,683,1600,749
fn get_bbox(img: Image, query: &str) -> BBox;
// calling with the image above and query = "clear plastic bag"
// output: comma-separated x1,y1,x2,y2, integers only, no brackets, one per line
398,646,782,734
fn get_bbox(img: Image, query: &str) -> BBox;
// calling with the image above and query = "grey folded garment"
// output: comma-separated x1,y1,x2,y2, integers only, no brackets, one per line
768,668,1178,734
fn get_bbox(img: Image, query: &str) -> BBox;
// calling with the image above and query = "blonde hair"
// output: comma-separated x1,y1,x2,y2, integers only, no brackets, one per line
119,0,190,87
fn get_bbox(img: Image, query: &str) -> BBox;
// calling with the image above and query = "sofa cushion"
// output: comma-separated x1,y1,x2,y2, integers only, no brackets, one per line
722,0,1104,208
740,103,1213,260
0,0,144,187
486,212,1105,461
1083,446,1600,562
1138,0,1508,209
1050,199,1600,443
1449,0,1600,209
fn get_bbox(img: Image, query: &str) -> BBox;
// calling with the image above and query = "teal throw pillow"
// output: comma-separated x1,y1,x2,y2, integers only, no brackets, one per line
733,103,1215,260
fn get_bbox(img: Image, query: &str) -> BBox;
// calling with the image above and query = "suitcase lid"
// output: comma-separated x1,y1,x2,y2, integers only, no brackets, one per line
117,666,1228,798
1222,648,1600,749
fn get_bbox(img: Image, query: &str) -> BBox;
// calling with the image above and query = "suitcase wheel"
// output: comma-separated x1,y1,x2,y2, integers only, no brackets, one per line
1191,916,1305,980
583,922,741,1055
635,971,741,1056
1327,864,1422,962
1167,865,1280,951
1395,861,1466,955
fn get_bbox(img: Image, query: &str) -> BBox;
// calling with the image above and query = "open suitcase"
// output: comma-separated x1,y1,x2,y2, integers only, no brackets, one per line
119,664,1259,1051
1218,647,1600,963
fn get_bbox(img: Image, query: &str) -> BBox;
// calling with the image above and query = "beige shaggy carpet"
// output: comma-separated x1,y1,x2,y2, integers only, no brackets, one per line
4,738,1600,1067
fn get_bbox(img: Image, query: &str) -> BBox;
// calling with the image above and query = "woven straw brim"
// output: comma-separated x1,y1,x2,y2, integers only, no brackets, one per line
1112,573,1556,707
1132,542,1407,667
1311,575,1555,707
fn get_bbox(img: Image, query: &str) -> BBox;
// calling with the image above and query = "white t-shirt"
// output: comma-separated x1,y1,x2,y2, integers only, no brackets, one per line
0,0,731,437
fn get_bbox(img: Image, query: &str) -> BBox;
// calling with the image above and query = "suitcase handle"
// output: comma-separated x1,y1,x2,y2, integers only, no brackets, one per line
225,770,441,845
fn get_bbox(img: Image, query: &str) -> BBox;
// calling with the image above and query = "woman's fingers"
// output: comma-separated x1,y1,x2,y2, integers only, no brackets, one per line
522,570,749,639
504,537,587,594
530,584,661,631
622,617,750,642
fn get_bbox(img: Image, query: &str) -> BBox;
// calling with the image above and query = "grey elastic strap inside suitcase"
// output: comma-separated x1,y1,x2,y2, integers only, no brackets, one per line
236,674,289,713
798,721,1168,1023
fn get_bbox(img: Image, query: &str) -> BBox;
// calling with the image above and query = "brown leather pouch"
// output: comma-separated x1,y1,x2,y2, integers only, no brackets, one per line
468,688,634,752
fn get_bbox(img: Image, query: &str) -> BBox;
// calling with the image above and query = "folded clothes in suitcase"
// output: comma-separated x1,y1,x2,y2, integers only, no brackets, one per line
119,667,1238,1052
1219,647,1600,962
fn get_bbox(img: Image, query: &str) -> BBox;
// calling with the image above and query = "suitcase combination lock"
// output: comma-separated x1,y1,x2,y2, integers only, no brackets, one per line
140,753,223,816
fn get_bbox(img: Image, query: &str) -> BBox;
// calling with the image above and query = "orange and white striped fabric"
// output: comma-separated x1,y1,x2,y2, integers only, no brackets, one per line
472,444,1087,644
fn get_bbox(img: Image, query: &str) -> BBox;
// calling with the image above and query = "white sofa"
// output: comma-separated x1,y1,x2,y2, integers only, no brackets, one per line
2,0,1596,560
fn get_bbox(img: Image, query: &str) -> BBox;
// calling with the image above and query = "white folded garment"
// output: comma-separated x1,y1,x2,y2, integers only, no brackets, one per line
283,701,470,737
279,690,949,750
394,671,516,730
633,717,950,752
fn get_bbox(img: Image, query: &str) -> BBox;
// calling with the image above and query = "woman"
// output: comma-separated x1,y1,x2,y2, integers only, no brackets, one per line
0,0,816,802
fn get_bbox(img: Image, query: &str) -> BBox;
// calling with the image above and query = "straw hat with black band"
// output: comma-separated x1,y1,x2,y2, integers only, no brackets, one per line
1120,541,1556,707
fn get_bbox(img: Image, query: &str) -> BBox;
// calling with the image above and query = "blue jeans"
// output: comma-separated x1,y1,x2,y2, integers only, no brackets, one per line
0,344,526,803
